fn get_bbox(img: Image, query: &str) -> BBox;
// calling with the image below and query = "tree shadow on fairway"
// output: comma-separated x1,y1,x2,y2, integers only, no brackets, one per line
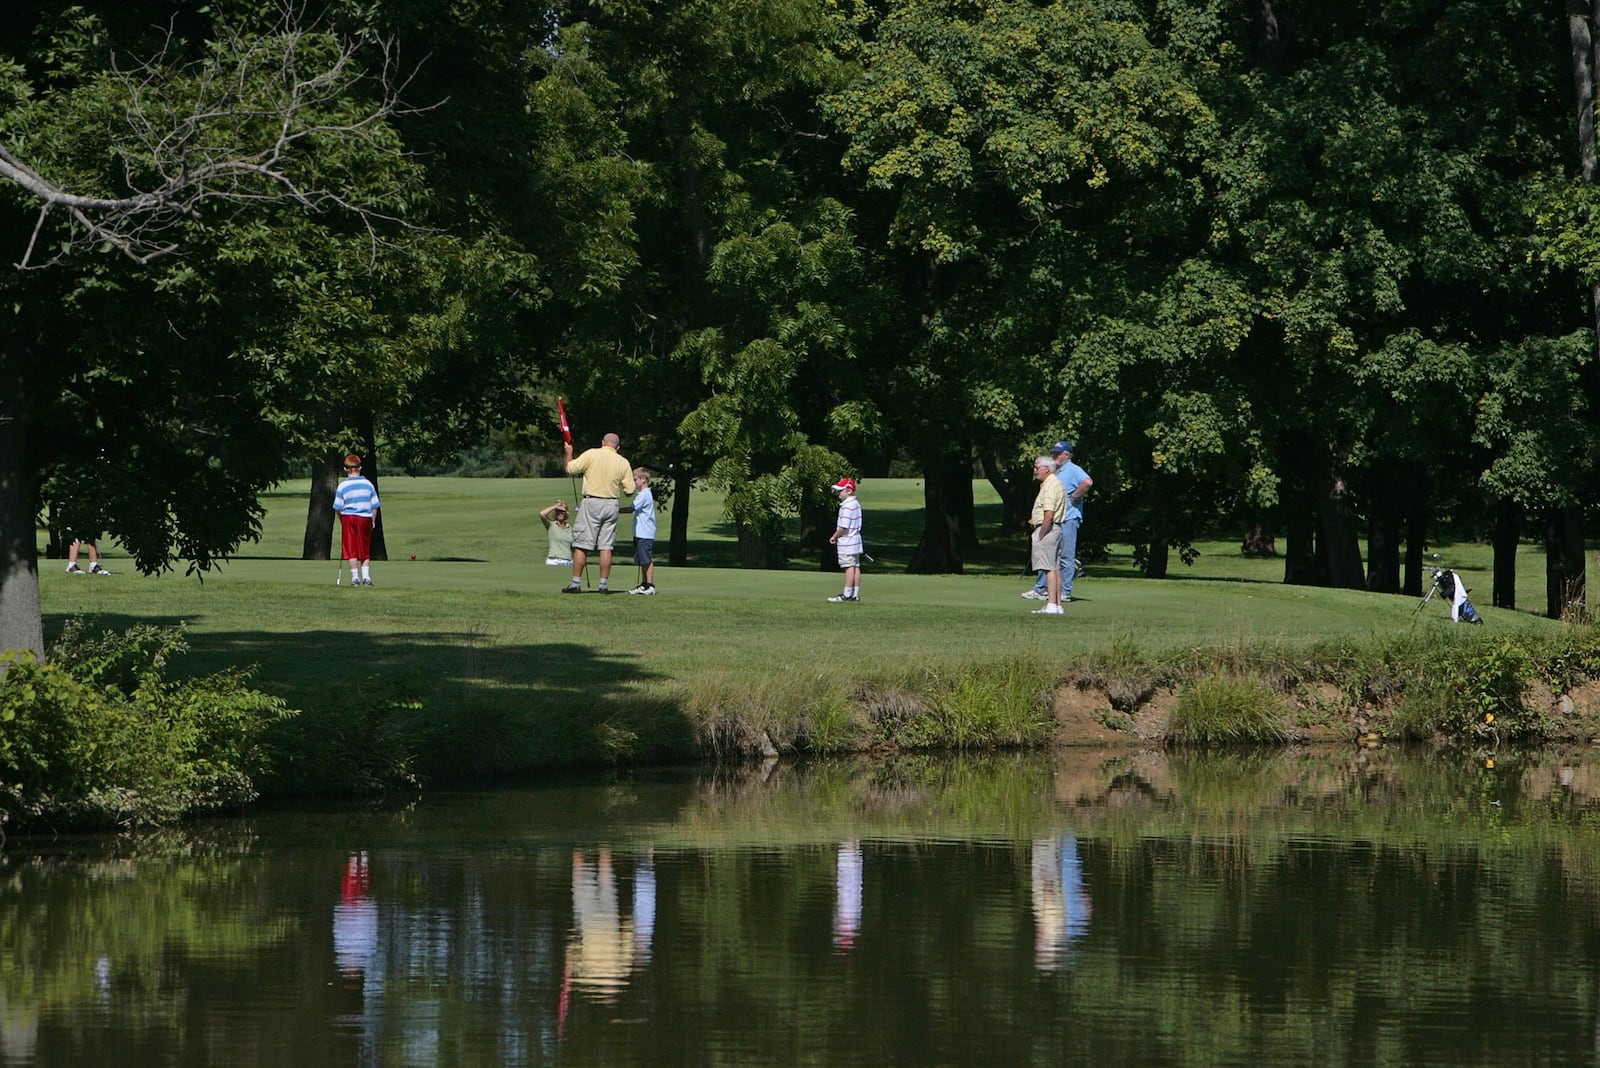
42,612,698,793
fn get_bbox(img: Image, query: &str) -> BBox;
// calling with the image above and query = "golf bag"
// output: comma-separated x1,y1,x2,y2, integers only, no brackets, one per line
1430,567,1483,625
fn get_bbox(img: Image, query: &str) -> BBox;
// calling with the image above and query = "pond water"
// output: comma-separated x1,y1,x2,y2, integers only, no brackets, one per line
4,746,1600,1067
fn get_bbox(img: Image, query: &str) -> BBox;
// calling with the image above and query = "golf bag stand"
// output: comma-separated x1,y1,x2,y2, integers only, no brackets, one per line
1419,566,1484,624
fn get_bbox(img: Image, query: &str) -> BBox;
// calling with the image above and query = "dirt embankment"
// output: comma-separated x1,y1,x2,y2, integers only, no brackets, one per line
1049,676,1600,747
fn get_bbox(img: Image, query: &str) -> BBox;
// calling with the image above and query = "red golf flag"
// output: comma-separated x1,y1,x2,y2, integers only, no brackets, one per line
557,398,572,444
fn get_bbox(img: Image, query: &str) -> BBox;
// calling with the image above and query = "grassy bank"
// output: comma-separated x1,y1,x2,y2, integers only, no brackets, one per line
34,477,1598,793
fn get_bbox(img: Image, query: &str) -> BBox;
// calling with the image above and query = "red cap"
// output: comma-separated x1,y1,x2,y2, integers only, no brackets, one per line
832,477,856,492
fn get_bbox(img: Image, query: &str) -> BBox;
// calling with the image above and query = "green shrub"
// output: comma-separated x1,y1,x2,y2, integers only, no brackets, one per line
887,659,1055,750
1167,675,1288,746
1444,636,1541,742
262,674,422,795
0,621,294,832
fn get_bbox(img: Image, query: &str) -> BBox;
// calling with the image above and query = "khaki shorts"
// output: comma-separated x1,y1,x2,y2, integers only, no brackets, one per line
573,497,619,552
1031,527,1062,572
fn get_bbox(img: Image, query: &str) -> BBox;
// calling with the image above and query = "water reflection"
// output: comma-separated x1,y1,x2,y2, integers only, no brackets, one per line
334,851,379,984
1030,837,1091,971
3,747,1600,1067
834,842,863,953
564,848,654,1005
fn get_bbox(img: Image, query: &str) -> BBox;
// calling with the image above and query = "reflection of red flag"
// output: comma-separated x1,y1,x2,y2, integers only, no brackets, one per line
558,398,572,444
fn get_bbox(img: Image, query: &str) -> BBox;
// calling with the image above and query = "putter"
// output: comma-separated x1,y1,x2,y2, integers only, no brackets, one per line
335,556,343,586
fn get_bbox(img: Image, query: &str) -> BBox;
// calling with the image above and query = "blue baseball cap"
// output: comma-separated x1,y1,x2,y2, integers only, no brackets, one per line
1051,440,1074,455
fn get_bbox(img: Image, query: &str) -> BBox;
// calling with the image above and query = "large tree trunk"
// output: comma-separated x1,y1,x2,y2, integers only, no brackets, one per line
1142,536,1170,580
1281,435,1319,586
0,348,44,664
1365,458,1402,594
358,418,387,561
908,454,966,574
1491,498,1522,610
302,449,342,560
1316,463,1366,590
669,470,691,567
1545,504,1587,620
1403,463,1428,597
954,470,977,549
980,451,1034,536
735,523,776,569
1139,477,1172,579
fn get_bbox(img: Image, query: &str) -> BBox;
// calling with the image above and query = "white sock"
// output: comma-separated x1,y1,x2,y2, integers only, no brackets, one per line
348,561,358,580
361,565,370,581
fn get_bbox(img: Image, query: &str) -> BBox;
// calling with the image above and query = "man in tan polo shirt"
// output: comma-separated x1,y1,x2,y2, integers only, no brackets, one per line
562,432,636,593
1028,455,1066,616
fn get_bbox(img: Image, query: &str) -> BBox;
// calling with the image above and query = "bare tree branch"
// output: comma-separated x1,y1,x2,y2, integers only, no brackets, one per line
0,3,432,268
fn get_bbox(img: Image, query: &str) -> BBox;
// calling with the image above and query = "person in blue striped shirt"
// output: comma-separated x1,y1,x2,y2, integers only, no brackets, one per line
334,453,381,586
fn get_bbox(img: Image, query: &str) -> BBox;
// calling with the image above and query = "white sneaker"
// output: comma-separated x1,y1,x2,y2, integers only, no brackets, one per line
827,594,859,603
1021,589,1045,600
89,563,111,576
65,563,84,574
1031,604,1064,615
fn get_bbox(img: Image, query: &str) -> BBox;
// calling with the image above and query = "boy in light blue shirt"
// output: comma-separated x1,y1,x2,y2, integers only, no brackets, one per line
627,468,657,595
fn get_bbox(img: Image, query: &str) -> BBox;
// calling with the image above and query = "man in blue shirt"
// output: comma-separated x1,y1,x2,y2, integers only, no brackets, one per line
1023,441,1092,604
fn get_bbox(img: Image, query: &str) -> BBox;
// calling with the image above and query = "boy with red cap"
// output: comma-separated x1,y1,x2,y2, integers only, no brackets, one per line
827,477,863,603
334,453,381,586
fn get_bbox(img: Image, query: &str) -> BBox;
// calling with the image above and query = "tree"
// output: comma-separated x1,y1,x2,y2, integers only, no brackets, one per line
546,0,883,568
1,6,419,660
826,0,1217,572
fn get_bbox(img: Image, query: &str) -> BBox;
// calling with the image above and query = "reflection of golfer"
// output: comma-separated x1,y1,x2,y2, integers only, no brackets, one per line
334,453,381,587
333,851,378,984
567,848,650,1001
561,433,635,594
1031,836,1091,971
834,841,863,952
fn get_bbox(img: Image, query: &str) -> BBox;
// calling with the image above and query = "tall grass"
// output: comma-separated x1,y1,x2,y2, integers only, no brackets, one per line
1166,675,1289,746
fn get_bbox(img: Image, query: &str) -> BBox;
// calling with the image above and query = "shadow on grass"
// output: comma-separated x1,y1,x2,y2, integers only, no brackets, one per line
43,612,699,795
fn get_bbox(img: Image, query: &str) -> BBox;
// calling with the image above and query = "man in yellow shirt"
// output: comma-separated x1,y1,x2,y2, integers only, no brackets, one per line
1029,456,1067,616
562,432,636,593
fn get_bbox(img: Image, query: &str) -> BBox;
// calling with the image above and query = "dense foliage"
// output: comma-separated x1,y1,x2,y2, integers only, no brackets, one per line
0,620,293,831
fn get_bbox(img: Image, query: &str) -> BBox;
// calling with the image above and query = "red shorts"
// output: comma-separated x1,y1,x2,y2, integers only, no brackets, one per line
340,514,374,561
